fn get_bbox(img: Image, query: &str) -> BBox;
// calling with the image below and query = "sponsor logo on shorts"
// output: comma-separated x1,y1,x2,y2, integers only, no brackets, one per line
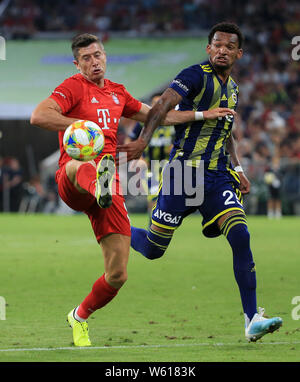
153,209,181,225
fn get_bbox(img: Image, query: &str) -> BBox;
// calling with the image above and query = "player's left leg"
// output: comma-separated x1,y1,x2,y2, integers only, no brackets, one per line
218,211,257,323
218,211,283,341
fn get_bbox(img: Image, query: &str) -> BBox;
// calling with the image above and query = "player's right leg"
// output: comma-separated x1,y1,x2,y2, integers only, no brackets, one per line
131,223,174,260
131,158,188,260
69,234,130,346
65,188,131,347
65,154,115,208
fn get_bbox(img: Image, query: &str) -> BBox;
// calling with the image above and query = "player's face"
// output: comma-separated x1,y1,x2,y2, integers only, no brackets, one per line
74,42,107,84
206,32,243,71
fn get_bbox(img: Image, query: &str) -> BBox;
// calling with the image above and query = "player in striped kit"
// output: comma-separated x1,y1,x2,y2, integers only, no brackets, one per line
119,22,283,342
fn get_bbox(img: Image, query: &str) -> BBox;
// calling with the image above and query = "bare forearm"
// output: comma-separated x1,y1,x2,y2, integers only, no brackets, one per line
162,109,196,126
226,133,241,168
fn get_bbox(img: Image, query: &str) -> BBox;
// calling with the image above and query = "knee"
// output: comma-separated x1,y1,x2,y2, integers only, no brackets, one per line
103,246,129,288
65,160,81,184
65,159,95,184
106,269,128,289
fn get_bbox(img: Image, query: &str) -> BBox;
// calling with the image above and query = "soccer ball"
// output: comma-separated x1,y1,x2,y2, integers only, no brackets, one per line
63,120,105,161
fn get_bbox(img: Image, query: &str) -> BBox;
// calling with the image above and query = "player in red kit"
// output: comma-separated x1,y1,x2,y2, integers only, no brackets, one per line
30,33,216,346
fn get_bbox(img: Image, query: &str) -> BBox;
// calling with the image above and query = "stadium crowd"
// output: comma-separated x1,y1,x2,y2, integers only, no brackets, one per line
1,0,300,214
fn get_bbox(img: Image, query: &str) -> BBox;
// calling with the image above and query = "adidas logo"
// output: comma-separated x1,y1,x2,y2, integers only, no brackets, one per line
91,97,99,104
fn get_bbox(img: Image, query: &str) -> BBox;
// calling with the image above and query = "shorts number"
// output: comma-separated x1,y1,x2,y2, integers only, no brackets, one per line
223,190,235,205
223,190,242,207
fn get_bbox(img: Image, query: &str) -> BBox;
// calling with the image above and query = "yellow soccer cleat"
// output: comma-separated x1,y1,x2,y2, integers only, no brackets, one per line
95,154,115,208
67,309,91,347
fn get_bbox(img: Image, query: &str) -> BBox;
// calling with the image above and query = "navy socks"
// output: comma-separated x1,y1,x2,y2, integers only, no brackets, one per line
130,226,172,260
221,214,257,323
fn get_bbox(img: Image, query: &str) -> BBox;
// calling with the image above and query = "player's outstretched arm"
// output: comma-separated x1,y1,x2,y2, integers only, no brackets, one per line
117,88,182,161
226,133,251,194
30,98,78,131
118,86,237,162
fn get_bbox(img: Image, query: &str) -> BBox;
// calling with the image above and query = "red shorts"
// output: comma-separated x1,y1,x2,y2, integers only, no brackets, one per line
55,165,131,242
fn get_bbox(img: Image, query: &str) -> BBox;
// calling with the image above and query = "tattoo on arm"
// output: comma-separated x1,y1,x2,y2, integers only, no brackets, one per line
140,88,182,144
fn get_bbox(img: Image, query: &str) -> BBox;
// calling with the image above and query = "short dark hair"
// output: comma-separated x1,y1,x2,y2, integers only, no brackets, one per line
71,33,103,60
208,22,244,48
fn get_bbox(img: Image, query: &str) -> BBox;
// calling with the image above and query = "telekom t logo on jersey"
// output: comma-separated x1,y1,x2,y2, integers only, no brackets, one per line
97,109,120,130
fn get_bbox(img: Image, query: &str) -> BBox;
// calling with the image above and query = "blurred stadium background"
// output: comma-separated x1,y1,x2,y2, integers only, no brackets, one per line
0,0,300,217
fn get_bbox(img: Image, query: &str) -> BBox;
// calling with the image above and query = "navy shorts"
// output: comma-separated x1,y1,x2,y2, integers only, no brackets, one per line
151,158,244,237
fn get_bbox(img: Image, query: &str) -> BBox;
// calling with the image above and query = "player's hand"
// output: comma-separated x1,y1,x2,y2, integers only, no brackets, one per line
238,172,251,194
116,137,147,164
203,108,236,120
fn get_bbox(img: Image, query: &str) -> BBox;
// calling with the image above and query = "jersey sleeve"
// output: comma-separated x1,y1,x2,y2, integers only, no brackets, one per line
169,65,204,99
122,88,142,118
49,77,82,114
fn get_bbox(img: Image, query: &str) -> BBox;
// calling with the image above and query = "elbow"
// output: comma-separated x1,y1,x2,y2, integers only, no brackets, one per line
30,110,42,127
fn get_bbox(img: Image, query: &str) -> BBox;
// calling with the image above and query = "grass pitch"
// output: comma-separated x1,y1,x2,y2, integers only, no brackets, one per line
0,213,299,362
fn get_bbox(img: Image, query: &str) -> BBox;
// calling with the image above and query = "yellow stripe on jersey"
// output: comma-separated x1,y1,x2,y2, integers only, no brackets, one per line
179,123,191,149
200,64,213,73
227,167,241,184
193,74,208,106
208,132,228,170
209,76,222,110
191,134,211,158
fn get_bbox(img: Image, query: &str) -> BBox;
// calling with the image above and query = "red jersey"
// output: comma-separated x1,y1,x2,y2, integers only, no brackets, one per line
49,73,142,169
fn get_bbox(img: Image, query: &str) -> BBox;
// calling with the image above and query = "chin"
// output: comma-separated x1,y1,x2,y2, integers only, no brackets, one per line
213,62,230,71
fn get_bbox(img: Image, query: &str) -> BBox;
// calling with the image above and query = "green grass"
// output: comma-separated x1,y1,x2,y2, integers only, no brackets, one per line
0,213,299,362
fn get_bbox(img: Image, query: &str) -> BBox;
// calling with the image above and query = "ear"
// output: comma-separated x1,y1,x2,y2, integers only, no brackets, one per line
206,44,211,55
73,60,80,71
237,48,243,60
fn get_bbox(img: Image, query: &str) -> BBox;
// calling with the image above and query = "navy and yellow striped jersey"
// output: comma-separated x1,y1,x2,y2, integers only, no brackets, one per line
169,60,239,171
129,122,175,165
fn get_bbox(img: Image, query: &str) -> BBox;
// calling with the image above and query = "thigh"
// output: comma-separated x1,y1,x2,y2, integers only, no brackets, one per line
199,178,245,238
87,183,131,243
55,164,95,211
150,160,196,230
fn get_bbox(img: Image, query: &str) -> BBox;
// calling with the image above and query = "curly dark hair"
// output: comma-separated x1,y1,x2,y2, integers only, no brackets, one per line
208,22,244,48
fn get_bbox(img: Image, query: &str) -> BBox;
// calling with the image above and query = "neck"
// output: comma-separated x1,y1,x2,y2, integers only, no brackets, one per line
217,70,230,84
81,73,105,88
209,60,231,84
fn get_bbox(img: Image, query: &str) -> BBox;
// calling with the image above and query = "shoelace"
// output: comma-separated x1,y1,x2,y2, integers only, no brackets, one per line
79,322,89,334
257,307,265,319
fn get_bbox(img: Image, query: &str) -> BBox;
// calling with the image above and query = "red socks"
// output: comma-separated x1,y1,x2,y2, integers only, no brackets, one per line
76,163,96,196
76,274,119,320
75,165,120,320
